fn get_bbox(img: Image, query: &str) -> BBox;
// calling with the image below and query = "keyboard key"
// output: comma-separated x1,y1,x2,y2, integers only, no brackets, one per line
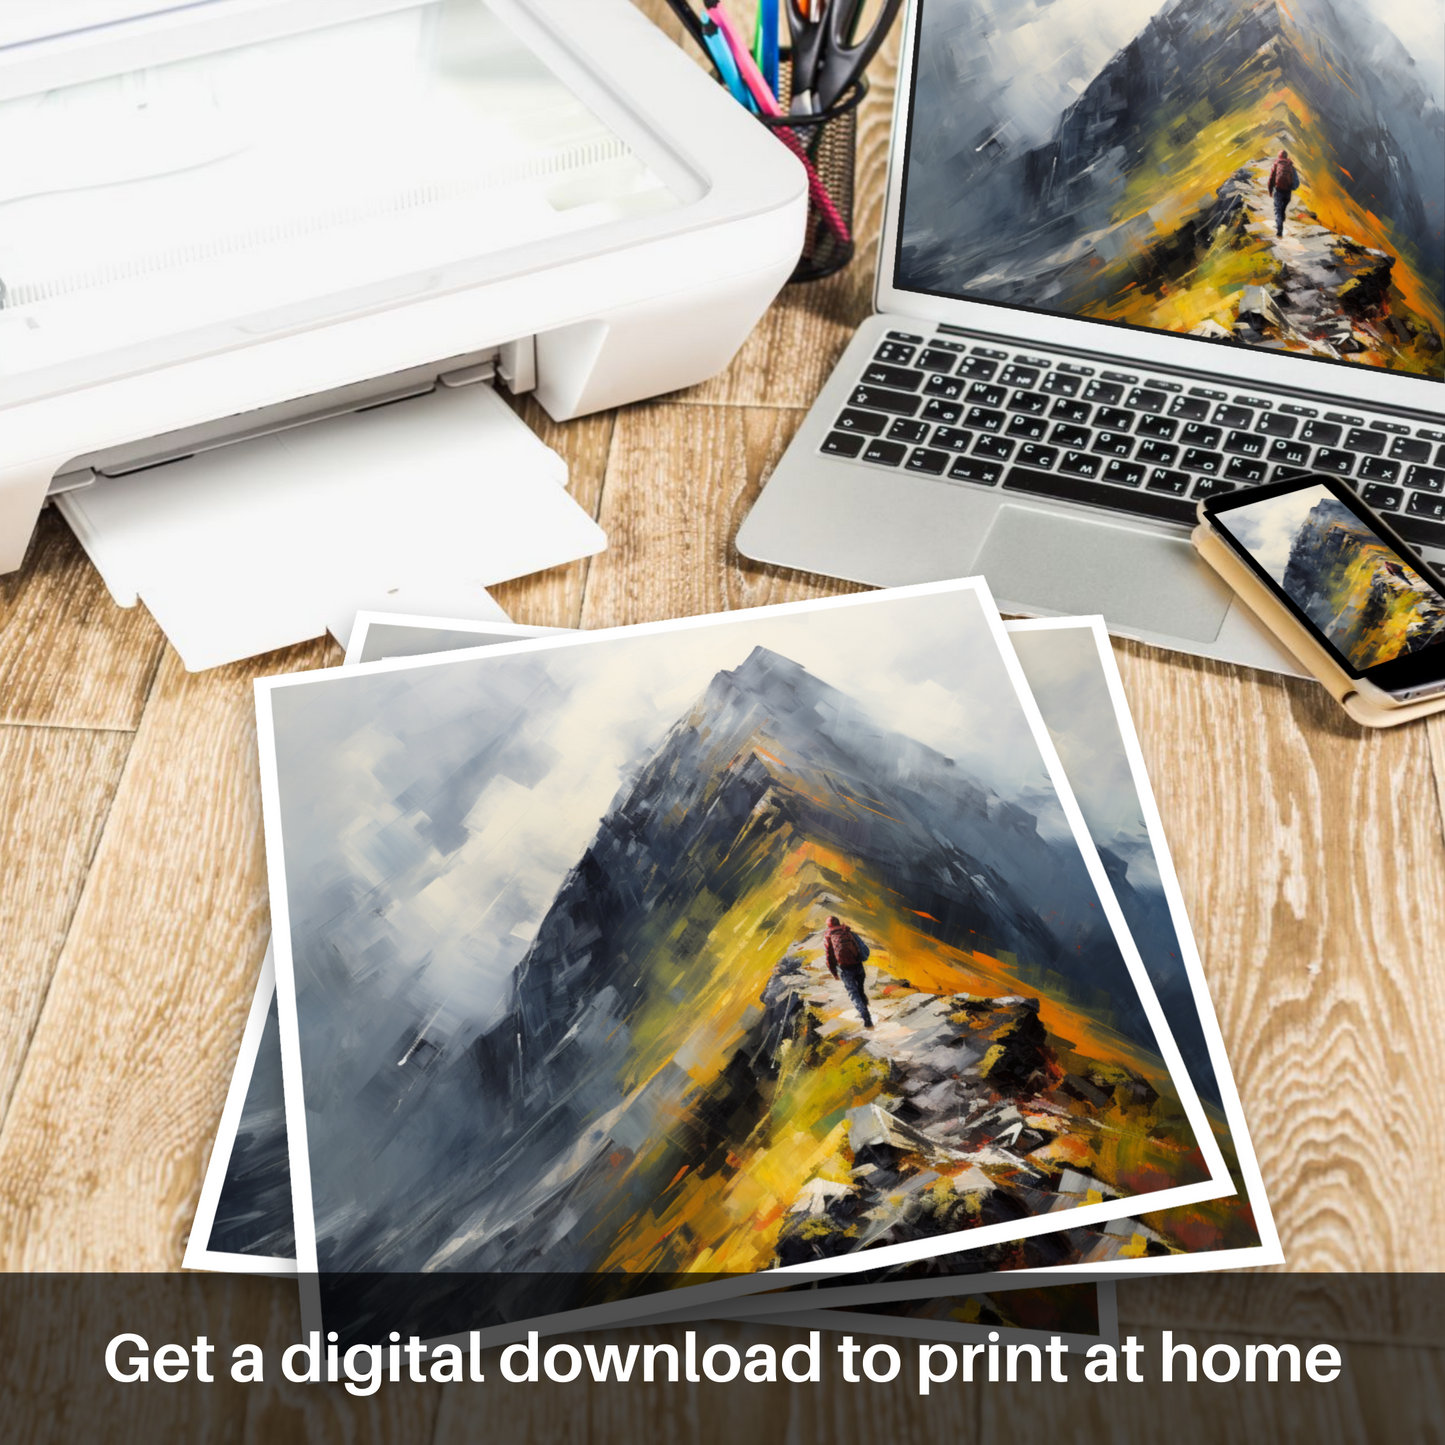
886,330,924,343
1136,414,1179,440
1343,428,1385,456
966,382,1008,408
1126,388,1168,413
1394,514,1445,551
1192,476,1237,499
1017,444,1059,470
1060,450,1103,478
1224,456,1268,483
1095,406,1134,432
948,457,1003,485
1101,370,1137,384
835,408,889,435
930,339,969,352
1313,448,1355,476
1215,404,1254,429
1299,420,1342,447
1050,398,1092,424
1093,432,1134,457
924,374,967,400
922,397,963,424
1181,448,1224,474
1438,445,1445,467
1257,413,1298,438
1279,403,1318,418
930,427,974,452
971,346,1009,359
1006,414,1048,441
1007,390,1050,415
916,348,959,373
1144,378,1182,393
1272,464,1315,482
1168,395,1211,421
1041,372,1081,397
861,438,908,466
1003,465,1197,523
887,418,931,444
1389,436,1432,464
1369,419,1410,435
1325,411,1363,426
1268,438,1311,468
1235,395,1273,409
1361,483,1403,511
821,431,865,457
1407,491,1445,521
862,363,925,390
1406,465,1445,493
998,364,1040,388
1147,468,1191,494
874,342,917,365
1103,459,1146,487
1015,355,1052,368
1224,430,1266,458
1058,362,1095,375
1420,428,1445,443
964,406,1006,432
973,435,1015,461
1050,423,1091,450
1180,423,1222,449
1359,457,1401,483
1136,440,1179,467
958,356,999,380
850,384,921,417
1084,380,1124,405
906,447,951,475
1189,386,1228,401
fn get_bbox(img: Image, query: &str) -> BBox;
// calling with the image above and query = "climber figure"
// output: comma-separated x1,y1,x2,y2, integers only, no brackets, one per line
1268,149,1299,239
824,915,874,1029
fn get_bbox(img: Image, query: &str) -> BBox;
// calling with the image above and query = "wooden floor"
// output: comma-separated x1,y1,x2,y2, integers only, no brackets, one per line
1,5,1442,1440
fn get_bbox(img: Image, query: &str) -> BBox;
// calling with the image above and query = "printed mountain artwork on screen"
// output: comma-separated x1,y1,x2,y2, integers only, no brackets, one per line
1276,493,1445,666
322,647,1212,1287
902,0,1444,375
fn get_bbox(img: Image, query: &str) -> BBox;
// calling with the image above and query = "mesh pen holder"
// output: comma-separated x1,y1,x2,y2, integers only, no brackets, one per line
759,65,867,283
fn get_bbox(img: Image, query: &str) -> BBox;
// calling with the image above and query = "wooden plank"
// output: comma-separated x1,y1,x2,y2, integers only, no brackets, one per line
1109,639,1445,1270
0,509,165,731
490,398,614,631
983,1323,1415,1444
0,640,332,1270
0,725,133,1125
579,403,865,630
430,1321,979,1445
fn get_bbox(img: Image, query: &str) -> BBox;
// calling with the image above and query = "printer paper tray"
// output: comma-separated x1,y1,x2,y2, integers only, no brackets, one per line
57,384,605,670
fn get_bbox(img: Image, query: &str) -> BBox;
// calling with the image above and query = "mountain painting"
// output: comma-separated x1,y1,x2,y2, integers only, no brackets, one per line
1218,482,1445,666
900,0,1444,376
259,586,1224,1334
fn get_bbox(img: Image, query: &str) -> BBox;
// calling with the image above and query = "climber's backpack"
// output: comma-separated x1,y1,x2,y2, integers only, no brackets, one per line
1276,155,1297,191
834,928,868,970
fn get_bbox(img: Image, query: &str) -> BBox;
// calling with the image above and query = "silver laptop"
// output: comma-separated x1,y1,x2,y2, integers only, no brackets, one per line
738,0,1444,672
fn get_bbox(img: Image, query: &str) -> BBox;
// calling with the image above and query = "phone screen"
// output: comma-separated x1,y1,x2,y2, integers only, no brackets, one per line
1207,477,1445,690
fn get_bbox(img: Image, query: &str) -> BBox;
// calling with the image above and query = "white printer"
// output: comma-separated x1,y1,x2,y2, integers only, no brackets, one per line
0,0,806,663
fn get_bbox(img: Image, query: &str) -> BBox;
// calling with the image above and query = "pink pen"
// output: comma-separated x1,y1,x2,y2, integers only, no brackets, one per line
706,2,853,247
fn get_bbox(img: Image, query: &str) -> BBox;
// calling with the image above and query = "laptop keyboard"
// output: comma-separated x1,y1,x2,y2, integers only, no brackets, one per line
821,330,1445,548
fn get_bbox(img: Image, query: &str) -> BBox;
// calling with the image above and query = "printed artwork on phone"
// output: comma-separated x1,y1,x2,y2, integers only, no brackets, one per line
1216,482,1445,667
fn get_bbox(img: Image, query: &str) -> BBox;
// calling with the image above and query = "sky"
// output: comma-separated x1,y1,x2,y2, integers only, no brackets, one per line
1217,482,1335,583
266,587,1080,1037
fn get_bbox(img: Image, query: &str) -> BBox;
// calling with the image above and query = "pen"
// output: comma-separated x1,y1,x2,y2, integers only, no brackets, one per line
699,11,756,109
753,0,780,99
661,0,707,51
705,4,852,246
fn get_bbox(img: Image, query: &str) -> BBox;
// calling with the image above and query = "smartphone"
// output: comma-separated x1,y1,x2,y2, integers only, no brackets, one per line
1200,474,1445,706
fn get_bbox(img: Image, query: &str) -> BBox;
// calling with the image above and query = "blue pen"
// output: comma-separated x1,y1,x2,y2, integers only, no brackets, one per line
700,14,756,110
757,0,780,98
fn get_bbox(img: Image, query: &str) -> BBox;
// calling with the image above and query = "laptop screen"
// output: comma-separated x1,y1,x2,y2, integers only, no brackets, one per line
893,0,1444,383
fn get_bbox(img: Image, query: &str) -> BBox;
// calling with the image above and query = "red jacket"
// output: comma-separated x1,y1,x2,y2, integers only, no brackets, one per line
824,922,866,976
1268,154,1298,194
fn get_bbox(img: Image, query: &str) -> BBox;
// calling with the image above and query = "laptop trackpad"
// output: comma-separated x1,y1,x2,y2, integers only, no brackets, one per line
975,505,1234,643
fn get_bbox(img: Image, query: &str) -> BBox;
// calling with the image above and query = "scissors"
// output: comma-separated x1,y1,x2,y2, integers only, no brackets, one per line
786,0,903,114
